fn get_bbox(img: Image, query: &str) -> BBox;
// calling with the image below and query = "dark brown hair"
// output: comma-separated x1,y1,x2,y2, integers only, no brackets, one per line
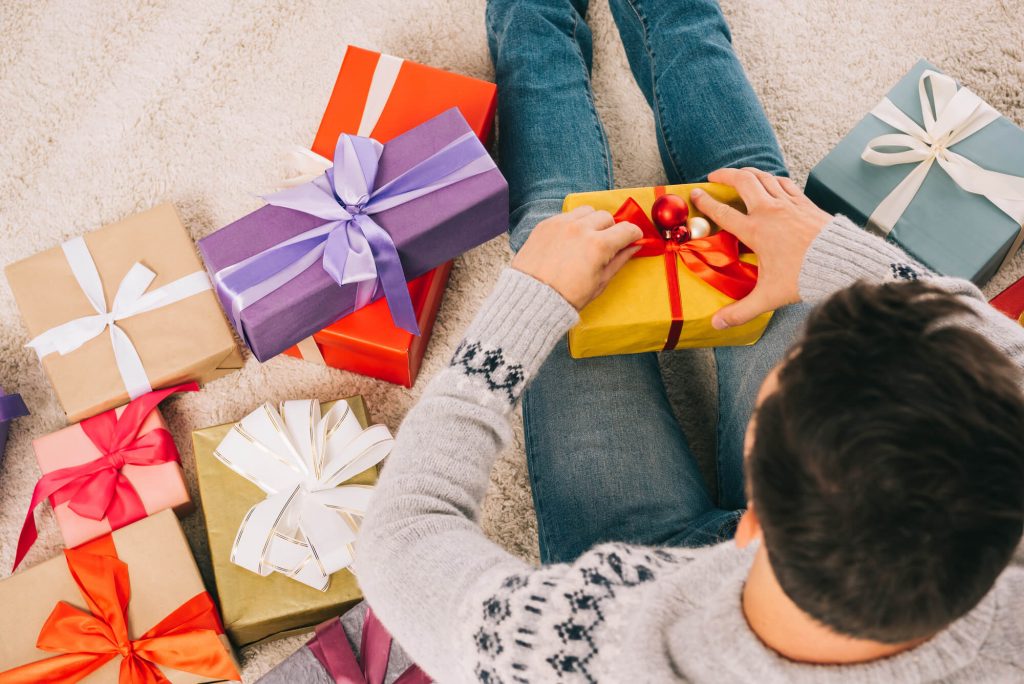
750,281,1024,643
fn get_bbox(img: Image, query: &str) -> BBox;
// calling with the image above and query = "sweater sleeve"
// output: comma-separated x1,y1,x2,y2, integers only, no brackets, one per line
354,268,580,682
799,215,1024,385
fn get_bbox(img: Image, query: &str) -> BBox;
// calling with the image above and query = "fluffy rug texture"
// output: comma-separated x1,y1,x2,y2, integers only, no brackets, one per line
1,0,1023,679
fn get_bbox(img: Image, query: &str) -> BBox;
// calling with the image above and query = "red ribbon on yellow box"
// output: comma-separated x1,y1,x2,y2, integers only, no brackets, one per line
614,192,758,350
0,534,239,684
14,383,198,571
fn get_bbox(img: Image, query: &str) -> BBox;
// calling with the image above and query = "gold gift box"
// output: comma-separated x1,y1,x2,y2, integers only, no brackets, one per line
192,396,378,648
564,183,773,358
0,510,239,683
5,204,243,422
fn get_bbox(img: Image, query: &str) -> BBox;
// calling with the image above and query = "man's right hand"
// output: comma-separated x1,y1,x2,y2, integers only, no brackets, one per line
690,168,833,329
512,206,642,311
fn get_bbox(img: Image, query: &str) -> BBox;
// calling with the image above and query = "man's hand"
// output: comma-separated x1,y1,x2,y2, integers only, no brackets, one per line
690,168,833,329
512,206,643,310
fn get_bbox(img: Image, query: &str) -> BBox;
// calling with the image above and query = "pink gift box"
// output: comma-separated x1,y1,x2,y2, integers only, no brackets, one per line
32,405,193,550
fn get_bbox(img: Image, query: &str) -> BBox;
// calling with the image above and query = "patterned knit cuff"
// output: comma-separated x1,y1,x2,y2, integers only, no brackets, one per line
798,215,931,301
448,269,579,406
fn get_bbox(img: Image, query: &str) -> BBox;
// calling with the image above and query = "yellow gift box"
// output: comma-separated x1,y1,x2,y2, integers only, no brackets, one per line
564,183,773,358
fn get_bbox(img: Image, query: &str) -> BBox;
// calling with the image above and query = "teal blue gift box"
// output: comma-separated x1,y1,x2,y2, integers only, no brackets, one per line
806,59,1024,285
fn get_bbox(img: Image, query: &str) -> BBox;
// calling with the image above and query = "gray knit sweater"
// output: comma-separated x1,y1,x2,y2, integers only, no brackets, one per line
355,216,1024,684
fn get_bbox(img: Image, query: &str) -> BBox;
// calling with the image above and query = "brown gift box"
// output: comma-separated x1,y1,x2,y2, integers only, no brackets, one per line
0,509,239,683
192,396,378,648
5,204,243,423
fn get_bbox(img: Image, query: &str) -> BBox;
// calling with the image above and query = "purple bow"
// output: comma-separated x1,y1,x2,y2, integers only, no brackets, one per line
213,131,496,338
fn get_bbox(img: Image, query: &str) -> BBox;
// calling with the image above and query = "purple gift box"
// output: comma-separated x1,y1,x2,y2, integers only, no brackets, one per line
0,387,29,463
199,107,509,361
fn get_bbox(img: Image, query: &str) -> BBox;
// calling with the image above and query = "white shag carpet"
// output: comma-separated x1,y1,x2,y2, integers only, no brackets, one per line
1,0,1022,680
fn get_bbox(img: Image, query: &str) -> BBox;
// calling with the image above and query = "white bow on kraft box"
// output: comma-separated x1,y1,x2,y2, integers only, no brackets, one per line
805,59,1024,286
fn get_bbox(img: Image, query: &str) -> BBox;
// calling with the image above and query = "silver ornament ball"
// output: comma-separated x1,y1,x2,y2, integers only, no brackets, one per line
687,216,712,239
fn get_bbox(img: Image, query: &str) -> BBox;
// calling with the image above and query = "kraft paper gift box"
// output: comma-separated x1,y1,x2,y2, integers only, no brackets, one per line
199,107,509,363
5,204,243,423
280,45,499,384
192,395,390,648
991,276,1024,325
12,384,197,572
282,263,452,387
805,59,1024,285
257,602,428,684
0,387,29,464
0,509,240,683
564,183,772,358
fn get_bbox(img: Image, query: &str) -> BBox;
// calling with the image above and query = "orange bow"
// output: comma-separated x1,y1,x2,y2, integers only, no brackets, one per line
614,191,758,350
0,539,239,684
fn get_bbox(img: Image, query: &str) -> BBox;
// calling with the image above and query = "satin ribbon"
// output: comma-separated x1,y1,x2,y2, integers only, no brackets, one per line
615,192,758,350
308,607,430,684
13,383,198,572
24,236,213,400
0,542,239,684
862,69,1024,264
348,47,405,138
213,129,496,340
213,399,393,590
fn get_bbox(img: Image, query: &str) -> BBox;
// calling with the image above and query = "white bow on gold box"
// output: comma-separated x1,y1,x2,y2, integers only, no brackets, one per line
213,399,393,591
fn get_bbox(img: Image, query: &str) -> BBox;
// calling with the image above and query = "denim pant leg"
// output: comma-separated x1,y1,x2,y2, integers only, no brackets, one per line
609,0,798,523
714,304,812,509
608,0,787,182
487,0,736,565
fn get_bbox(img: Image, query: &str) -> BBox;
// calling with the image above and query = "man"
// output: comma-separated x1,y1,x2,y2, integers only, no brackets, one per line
356,1,1024,681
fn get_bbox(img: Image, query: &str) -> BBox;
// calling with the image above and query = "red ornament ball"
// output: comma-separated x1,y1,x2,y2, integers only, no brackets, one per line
651,193,690,235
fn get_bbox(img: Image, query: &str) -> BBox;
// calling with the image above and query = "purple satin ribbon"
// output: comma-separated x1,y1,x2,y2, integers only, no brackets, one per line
0,387,29,460
308,607,431,684
214,129,496,341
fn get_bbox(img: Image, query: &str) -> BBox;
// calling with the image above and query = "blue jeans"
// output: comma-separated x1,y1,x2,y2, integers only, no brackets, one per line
487,0,809,564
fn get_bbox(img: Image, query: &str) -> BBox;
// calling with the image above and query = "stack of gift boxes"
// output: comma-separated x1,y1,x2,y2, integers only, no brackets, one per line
0,45,505,682
1,45,1023,684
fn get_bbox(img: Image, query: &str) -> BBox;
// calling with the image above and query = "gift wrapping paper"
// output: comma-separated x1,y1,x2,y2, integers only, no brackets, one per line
198,108,508,362
30,390,192,551
282,45,499,384
192,397,380,648
991,276,1024,325
0,510,239,683
0,387,29,464
564,183,772,358
311,45,497,158
256,602,426,684
805,59,1024,285
284,262,452,387
5,204,242,422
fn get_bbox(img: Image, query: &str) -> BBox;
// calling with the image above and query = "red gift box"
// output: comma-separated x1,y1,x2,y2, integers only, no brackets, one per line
991,276,1024,324
284,262,453,387
282,46,497,385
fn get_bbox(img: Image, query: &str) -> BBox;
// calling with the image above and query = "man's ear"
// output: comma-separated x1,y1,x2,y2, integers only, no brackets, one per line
735,506,762,548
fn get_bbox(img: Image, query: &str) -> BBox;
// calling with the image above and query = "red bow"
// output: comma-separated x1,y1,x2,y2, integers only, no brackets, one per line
614,192,758,350
0,538,239,684
308,607,431,684
13,383,198,571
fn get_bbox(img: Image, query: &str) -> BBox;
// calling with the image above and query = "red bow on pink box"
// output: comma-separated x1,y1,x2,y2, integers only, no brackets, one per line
13,383,197,571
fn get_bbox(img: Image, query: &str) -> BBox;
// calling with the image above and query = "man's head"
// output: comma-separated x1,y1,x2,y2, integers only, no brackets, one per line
745,281,1024,644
